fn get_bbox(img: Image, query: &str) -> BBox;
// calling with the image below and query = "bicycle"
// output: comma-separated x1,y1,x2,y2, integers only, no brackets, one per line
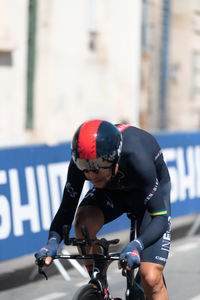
37,213,145,300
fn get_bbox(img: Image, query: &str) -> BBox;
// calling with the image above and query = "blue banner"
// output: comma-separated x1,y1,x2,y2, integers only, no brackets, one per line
0,143,70,261
0,131,200,261
156,131,200,217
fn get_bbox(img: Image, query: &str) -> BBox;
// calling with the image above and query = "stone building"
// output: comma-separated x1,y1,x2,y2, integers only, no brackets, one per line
140,0,200,131
0,0,142,146
0,0,199,147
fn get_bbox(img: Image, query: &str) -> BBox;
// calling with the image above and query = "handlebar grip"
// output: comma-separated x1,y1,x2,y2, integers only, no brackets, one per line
108,238,120,245
63,225,71,244
81,225,92,246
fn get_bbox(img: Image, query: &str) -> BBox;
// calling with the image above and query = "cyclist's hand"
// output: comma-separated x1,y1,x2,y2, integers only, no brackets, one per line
35,254,53,267
119,239,143,271
35,236,59,267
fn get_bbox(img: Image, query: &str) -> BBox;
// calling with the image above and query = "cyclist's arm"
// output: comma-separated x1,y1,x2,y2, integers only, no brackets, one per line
130,153,169,250
49,159,86,240
35,160,86,265
35,160,85,266
139,179,168,249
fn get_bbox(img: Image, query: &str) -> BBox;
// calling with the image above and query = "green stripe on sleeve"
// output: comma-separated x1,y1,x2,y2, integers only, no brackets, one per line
149,209,168,216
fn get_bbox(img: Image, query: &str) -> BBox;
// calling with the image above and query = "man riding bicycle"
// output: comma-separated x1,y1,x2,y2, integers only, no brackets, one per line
35,119,171,300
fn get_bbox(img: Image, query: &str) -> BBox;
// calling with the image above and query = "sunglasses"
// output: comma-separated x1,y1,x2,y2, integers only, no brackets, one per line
74,157,113,173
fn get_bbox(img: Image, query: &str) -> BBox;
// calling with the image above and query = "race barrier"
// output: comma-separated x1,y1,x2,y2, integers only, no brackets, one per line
0,131,200,261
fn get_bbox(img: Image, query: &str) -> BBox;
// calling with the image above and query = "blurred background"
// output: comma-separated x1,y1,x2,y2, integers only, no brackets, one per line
0,1,200,298
1,0,200,146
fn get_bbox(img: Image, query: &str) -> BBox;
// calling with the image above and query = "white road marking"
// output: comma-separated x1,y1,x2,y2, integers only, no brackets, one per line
33,292,68,300
189,295,200,300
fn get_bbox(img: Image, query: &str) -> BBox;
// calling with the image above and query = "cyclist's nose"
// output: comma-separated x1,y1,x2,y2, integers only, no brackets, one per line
87,171,99,178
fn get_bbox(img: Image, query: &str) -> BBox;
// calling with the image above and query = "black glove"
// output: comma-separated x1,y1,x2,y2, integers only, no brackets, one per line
120,239,144,269
35,233,60,261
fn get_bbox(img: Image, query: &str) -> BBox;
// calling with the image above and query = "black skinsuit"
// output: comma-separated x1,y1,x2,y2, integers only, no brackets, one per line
49,125,171,265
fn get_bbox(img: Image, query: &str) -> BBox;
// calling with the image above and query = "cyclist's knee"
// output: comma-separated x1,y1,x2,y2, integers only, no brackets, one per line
75,206,104,238
140,262,165,294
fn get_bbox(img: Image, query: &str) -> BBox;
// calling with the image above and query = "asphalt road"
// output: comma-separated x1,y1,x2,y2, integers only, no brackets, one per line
0,234,200,300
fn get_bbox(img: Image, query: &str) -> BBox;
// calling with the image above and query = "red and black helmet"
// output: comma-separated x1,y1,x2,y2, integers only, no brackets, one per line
71,119,122,172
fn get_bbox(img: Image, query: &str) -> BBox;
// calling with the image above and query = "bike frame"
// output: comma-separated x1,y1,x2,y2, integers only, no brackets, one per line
123,214,145,300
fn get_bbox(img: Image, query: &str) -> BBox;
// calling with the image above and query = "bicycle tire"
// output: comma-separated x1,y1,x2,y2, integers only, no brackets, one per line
72,283,104,300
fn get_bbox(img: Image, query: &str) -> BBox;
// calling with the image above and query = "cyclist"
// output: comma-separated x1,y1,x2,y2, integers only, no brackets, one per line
35,119,171,300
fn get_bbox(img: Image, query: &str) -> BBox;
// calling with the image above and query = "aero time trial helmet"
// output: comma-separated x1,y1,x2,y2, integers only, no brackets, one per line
71,119,122,172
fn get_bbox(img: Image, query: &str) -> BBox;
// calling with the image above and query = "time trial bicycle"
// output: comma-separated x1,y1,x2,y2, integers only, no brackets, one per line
37,213,145,300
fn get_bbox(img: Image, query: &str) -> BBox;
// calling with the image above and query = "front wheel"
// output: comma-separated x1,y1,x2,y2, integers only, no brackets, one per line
72,283,104,300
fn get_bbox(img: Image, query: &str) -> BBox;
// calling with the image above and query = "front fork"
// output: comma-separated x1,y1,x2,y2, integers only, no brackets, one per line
89,266,114,300
124,269,135,299
123,268,145,300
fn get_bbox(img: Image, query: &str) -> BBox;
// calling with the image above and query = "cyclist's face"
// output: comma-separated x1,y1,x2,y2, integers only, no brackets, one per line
84,168,112,188
84,164,118,188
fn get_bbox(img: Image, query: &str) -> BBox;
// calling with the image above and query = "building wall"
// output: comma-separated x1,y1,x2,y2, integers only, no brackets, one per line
0,0,28,146
33,0,142,144
0,0,142,146
168,0,200,130
140,0,164,131
140,0,200,132
1,0,199,148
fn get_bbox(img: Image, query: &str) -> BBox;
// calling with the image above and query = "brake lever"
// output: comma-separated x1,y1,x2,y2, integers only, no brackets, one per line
38,266,48,280
121,256,128,276
37,258,48,280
